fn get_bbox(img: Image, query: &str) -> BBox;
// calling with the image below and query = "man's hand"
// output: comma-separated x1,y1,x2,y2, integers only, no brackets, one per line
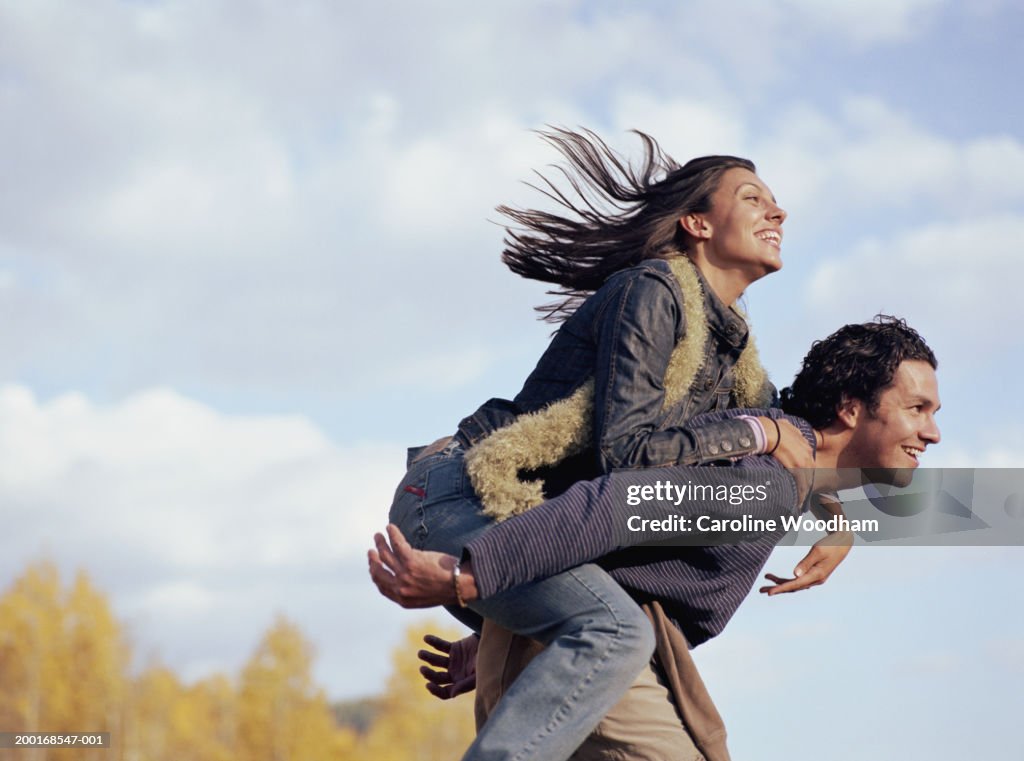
759,530,853,596
368,524,477,607
419,633,478,699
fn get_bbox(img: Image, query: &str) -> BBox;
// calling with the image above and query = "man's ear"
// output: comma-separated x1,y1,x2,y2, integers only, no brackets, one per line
836,396,861,430
679,214,710,240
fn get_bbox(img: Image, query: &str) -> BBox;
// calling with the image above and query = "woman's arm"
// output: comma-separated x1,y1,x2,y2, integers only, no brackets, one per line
588,267,773,470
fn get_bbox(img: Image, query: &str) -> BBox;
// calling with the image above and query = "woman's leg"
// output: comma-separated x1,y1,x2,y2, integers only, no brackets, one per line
463,563,654,761
389,447,654,761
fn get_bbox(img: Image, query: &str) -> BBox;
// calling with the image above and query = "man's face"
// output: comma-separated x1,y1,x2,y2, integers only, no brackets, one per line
845,359,942,487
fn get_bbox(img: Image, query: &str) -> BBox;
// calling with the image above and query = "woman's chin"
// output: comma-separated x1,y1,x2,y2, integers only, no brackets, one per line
748,258,782,281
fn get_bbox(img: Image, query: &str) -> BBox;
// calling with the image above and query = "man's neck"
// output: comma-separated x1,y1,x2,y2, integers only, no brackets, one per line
811,421,843,493
812,424,858,493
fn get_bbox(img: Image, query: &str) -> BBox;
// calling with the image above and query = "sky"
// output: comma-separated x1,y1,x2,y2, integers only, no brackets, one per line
2,0,1023,758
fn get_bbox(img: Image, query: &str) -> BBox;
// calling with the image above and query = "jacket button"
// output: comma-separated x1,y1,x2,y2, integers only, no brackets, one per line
708,444,719,455
739,436,752,448
704,379,713,390
721,441,733,453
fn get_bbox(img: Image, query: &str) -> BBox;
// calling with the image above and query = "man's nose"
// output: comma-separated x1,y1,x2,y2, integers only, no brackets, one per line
921,415,941,445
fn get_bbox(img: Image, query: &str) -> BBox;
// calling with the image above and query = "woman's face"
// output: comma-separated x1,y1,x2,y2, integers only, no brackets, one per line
698,167,787,281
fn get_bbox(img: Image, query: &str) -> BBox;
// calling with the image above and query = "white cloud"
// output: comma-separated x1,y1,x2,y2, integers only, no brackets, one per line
762,97,1024,228
610,93,747,157
2,1,1014,408
780,0,944,45
805,214,1024,360
0,384,402,569
0,381,421,694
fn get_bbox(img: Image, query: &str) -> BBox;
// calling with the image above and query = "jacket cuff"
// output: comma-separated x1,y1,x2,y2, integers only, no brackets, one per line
689,418,761,462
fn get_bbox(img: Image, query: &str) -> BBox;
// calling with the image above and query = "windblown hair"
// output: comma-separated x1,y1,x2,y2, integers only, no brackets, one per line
500,127,755,322
780,315,937,429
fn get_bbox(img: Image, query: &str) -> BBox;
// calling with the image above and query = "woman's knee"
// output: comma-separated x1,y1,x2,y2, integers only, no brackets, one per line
617,603,655,665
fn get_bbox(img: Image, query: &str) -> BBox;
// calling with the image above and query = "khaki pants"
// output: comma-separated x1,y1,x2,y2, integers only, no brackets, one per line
475,620,705,761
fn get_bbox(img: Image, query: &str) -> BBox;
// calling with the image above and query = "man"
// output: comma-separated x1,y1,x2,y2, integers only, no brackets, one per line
370,316,941,760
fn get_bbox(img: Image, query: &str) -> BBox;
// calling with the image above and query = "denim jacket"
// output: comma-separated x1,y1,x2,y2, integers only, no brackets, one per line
455,259,773,493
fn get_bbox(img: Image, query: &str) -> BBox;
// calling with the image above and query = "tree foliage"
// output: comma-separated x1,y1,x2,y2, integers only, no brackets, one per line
0,561,475,760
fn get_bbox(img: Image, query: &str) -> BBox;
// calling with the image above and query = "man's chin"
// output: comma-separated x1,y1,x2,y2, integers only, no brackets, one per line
862,467,916,489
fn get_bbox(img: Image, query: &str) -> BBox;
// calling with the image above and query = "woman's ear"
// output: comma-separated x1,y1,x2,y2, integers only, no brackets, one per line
679,214,710,240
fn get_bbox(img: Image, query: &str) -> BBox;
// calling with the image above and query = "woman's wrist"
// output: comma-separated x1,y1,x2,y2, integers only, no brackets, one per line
738,415,768,453
759,415,781,455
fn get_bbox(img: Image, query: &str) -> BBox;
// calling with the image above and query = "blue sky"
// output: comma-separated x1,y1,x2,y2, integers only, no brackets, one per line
2,1,1023,758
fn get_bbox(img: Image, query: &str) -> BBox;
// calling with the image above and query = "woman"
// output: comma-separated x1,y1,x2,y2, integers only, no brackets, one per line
383,128,808,761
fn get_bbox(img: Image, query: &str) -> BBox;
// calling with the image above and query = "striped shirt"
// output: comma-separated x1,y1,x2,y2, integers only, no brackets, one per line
464,409,813,647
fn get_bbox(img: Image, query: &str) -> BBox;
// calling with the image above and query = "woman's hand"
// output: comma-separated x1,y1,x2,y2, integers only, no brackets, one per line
419,633,478,699
759,416,815,470
368,524,478,607
759,416,816,505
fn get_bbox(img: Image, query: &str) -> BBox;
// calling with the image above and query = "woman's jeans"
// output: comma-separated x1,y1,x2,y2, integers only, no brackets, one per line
389,441,655,761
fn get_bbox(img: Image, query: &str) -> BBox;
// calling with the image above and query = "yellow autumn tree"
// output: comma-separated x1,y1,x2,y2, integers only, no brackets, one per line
129,665,186,760
0,562,126,761
0,562,472,761
357,622,476,761
186,674,238,761
127,665,236,761
63,571,129,735
236,615,350,761
0,561,64,736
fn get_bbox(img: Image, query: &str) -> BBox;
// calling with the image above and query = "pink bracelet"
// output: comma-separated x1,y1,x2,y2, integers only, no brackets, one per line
738,415,767,453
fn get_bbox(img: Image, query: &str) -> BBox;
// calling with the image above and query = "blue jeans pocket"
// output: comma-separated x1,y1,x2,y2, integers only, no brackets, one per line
388,452,491,555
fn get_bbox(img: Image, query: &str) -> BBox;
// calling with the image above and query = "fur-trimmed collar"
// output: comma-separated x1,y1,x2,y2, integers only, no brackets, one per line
466,256,771,521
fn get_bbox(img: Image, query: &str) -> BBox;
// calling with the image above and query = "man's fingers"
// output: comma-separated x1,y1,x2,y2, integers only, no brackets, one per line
418,649,451,669
386,523,416,563
374,531,401,572
760,577,801,595
794,547,822,577
425,682,454,700
760,570,824,595
759,572,802,594
368,554,399,599
419,664,454,686
793,555,816,579
423,634,453,653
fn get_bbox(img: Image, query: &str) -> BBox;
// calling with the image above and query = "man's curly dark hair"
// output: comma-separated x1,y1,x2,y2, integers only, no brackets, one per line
780,315,937,429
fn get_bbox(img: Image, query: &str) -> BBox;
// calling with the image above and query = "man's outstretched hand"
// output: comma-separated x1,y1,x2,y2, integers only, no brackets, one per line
759,531,853,596
368,524,477,607
419,633,478,700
